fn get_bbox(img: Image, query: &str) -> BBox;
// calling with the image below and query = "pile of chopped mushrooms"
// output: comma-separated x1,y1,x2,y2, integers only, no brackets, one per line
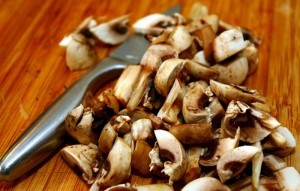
59,2,300,191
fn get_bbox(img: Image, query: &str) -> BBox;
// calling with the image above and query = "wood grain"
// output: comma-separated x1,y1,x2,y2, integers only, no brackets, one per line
0,0,299,190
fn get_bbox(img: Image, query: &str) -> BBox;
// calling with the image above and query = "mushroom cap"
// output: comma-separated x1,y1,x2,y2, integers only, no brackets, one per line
182,177,230,191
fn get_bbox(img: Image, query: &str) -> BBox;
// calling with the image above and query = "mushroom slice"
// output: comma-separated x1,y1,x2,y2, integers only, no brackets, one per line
188,2,208,21
211,56,249,85
132,140,152,175
183,146,202,184
202,14,219,34
169,123,213,145
98,122,118,155
133,13,175,35
104,183,136,191
185,60,219,81
199,127,240,167
90,15,130,45
60,143,100,184
217,145,261,183
263,154,286,174
114,65,142,106
192,51,210,66
154,129,188,185
182,177,230,191
157,78,185,124
252,142,263,191
135,184,173,191
182,80,224,124
209,79,265,105
154,58,186,96
274,167,300,191
65,104,84,138
131,118,154,142
149,142,164,173
98,137,132,187
66,33,98,71
111,115,132,134
213,28,250,62
239,43,259,75
129,107,163,129
222,101,279,143
166,26,193,53
75,108,97,144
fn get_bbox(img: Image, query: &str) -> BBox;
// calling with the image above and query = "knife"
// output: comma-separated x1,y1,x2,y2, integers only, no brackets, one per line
0,4,181,181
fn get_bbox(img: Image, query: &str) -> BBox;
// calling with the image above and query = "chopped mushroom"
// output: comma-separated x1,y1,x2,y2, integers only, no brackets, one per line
183,146,202,184
60,143,101,184
182,177,230,191
66,33,98,71
274,167,300,191
154,129,188,185
131,139,152,175
90,15,130,45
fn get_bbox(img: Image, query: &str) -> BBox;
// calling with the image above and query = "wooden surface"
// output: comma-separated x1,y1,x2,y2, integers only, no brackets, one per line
0,0,299,190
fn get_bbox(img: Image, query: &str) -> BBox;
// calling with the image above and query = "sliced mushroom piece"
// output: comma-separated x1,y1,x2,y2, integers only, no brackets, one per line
169,123,213,145
154,58,186,96
217,146,261,183
182,177,230,191
149,142,165,177
154,129,188,185
98,137,132,187
182,80,224,124
202,14,219,34
110,115,132,134
188,2,208,21
60,144,100,184
129,107,163,129
221,101,276,143
90,15,130,45
131,139,152,175
199,127,240,167
131,118,154,142
98,122,118,155
239,43,259,75
66,33,98,71
183,146,202,184
166,26,193,53
274,167,300,191
213,28,250,62
75,109,98,144
135,184,174,191
210,79,265,105
192,51,210,66
262,154,286,175
104,183,136,191
157,78,185,124
252,142,264,191
65,104,84,138
133,13,175,35
185,60,219,81
114,65,142,106
211,56,249,85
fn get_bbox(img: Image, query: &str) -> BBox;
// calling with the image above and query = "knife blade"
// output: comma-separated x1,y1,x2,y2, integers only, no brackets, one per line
0,4,181,181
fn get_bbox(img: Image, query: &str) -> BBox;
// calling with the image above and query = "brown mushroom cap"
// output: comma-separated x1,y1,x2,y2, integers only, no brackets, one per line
182,177,230,191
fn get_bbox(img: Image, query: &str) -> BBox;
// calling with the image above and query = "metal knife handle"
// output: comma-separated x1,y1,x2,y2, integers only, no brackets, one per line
0,57,127,180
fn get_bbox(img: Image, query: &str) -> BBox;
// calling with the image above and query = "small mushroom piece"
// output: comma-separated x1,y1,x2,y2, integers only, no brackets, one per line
217,146,261,183
157,78,185,124
133,13,175,35
182,80,224,124
111,115,132,134
129,107,163,129
60,143,100,184
65,104,84,137
131,139,152,175
274,167,300,191
188,2,208,21
90,15,130,45
154,129,188,185
199,127,240,167
263,154,286,174
154,58,186,96
239,43,259,75
185,60,219,81
211,56,249,85
98,137,132,187
221,101,279,143
66,33,98,71
98,122,118,155
114,65,142,106
166,26,193,53
76,109,97,144
169,123,213,145
252,142,264,191
135,184,174,191
131,118,154,142
202,14,219,34
149,142,164,173
182,177,230,191
183,146,202,184
210,79,265,105
100,89,120,113
192,51,210,66
104,183,136,191
213,28,250,62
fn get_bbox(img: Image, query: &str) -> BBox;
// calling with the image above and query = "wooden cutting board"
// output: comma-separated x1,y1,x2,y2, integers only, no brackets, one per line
0,0,299,190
